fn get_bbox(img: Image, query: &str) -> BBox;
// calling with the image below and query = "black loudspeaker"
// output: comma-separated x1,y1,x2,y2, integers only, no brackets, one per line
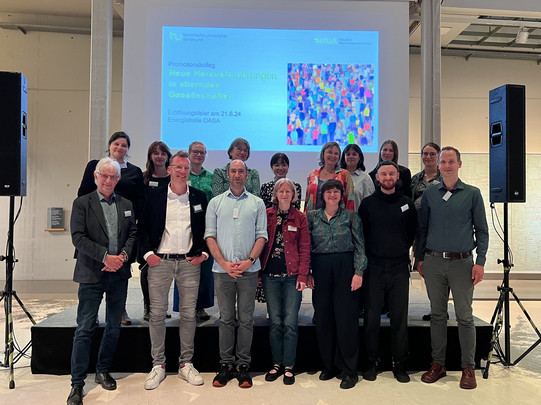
489,84,525,203
0,72,28,196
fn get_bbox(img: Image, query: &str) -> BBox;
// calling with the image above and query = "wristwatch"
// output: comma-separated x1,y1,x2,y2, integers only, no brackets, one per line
248,256,256,264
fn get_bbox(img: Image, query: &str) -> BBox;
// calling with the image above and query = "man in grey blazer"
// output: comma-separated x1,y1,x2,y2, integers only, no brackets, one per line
67,157,137,405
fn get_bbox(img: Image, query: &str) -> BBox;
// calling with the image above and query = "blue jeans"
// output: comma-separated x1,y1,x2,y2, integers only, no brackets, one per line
262,274,302,368
148,258,200,366
214,271,258,367
71,272,128,387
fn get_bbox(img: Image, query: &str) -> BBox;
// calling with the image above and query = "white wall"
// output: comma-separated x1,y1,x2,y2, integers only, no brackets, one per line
0,29,123,281
1,30,541,281
409,54,541,154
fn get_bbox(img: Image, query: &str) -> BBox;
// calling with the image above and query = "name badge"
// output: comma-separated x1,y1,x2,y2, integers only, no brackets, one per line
194,204,202,213
124,210,132,217
288,225,298,232
149,181,159,188
442,191,452,201
401,204,409,212
233,208,239,219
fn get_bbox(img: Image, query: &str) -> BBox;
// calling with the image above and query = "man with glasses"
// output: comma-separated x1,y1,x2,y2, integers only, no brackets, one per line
67,157,137,405
180,141,214,320
139,151,209,389
205,160,267,388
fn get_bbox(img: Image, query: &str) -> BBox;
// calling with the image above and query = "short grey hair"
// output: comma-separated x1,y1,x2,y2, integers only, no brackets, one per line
94,157,121,185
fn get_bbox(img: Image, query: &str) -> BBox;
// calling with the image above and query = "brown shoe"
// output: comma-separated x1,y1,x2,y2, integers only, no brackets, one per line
421,362,446,383
460,366,477,389
121,309,132,326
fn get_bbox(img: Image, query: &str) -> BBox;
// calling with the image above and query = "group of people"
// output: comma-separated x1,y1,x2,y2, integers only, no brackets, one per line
66,134,488,405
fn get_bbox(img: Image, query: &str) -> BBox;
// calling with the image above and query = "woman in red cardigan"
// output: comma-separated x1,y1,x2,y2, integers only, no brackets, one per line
260,178,311,385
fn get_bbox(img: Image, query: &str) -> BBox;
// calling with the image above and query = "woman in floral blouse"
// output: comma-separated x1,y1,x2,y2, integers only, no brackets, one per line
305,142,355,212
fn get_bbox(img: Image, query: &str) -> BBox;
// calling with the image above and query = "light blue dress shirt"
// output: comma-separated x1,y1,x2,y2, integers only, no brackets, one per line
204,188,268,273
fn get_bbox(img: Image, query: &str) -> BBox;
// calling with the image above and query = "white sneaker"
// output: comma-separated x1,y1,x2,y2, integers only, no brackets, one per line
178,363,204,386
145,365,166,390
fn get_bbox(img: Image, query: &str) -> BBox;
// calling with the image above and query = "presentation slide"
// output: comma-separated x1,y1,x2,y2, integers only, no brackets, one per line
123,0,409,184
161,27,379,153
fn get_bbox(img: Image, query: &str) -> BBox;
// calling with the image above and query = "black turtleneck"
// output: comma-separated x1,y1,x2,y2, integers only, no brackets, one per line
358,188,417,262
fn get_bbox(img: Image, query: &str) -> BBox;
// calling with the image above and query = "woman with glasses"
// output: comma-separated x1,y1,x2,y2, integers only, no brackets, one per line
78,131,145,325
211,137,261,197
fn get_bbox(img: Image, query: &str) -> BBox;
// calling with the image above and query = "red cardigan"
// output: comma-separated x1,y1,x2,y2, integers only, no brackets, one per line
260,206,311,283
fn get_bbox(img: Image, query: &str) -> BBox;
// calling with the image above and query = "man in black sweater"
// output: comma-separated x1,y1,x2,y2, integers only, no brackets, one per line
358,160,417,383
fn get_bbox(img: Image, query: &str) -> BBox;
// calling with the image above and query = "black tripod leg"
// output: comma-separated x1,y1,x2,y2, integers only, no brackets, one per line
483,290,506,379
510,291,541,366
3,291,15,388
12,292,36,325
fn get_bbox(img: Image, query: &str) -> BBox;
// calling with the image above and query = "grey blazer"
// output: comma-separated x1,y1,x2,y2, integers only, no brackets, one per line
71,191,137,283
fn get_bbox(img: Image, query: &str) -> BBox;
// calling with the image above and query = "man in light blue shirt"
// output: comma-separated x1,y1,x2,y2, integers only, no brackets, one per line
205,160,267,389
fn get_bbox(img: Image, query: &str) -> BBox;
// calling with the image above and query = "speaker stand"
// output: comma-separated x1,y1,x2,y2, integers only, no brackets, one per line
483,203,541,379
0,196,36,389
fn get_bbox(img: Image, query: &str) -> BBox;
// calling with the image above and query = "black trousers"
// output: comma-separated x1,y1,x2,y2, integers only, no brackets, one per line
312,252,360,375
363,260,410,363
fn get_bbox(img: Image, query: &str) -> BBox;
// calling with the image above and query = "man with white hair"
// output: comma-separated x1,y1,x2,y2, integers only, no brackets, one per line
67,157,137,405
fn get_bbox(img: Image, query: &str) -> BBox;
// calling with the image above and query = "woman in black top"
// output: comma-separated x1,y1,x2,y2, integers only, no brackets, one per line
140,141,172,320
77,131,145,325
260,153,302,209
143,141,172,190
368,140,412,199
78,132,145,219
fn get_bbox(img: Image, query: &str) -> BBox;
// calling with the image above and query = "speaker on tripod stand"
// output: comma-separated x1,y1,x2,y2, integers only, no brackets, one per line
484,84,541,379
0,71,34,390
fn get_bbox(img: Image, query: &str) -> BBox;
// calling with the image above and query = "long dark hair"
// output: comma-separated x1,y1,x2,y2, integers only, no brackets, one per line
340,144,366,171
143,141,172,185
378,140,399,164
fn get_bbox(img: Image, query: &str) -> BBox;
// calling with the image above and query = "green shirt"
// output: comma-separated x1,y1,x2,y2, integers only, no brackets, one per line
307,207,367,276
189,167,213,202
415,179,489,266
212,163,261,197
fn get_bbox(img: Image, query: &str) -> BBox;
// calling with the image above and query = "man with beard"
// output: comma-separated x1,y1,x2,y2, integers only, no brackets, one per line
358,160,417,383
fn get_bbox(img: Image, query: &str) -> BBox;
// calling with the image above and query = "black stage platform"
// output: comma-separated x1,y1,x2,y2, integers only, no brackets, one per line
31,282,492,375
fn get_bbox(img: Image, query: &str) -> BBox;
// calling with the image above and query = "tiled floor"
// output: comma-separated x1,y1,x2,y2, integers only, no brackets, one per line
1,279,540,404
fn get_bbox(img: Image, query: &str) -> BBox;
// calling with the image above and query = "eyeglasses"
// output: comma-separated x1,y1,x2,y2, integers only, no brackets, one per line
422,152,437,157
97,173,119,181
171,165,189,171
190,150,207,155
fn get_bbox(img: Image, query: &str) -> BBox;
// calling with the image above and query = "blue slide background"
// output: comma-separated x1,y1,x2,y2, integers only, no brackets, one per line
161,26,379,152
